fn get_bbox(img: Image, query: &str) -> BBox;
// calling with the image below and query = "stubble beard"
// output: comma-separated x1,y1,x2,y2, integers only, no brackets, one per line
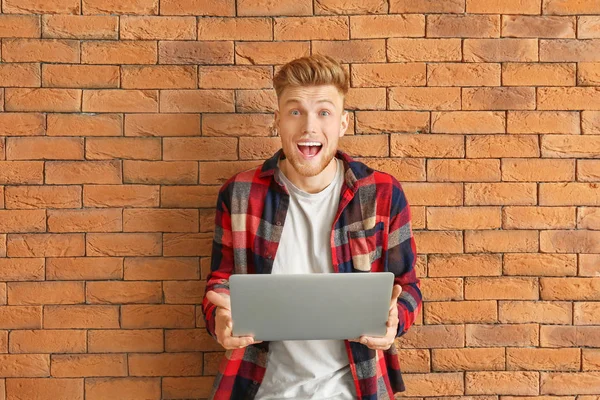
284,143,336,178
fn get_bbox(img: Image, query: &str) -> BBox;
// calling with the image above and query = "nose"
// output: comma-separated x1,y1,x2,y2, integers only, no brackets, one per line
302,113,317,134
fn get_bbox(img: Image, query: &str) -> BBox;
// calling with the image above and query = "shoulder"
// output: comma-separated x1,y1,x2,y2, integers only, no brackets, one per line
217,165,265,205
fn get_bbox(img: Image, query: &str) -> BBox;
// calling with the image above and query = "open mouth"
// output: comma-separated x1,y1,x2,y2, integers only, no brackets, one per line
297,141,323,159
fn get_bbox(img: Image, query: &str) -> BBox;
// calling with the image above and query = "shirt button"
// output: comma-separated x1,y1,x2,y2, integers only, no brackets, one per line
276,221,282,226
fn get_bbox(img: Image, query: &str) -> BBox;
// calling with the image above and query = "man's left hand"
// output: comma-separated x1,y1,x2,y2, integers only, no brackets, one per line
351,284,402,350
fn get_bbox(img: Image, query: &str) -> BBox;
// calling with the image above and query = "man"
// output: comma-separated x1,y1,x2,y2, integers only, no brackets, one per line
202,54,422,400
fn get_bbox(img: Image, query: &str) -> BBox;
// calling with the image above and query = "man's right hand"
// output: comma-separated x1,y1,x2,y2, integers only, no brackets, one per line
206,290,260,350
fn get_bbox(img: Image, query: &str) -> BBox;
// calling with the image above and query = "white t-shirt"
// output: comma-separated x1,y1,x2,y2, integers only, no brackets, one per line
255,158,356,400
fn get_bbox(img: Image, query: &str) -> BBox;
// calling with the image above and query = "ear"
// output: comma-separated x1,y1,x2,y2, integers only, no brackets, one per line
272,110,280,136
339,110,349,138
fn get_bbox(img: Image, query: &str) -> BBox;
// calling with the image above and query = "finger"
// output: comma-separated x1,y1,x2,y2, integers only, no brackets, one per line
206,291,231,311
223,336,255,349
359,335,393,349
389,285,402,311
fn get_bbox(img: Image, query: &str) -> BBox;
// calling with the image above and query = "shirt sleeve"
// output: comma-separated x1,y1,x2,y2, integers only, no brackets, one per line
387,179,422,338
201,186,235,339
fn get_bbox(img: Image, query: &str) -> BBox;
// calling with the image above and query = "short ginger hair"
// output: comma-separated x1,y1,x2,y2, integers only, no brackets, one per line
273,54,349,101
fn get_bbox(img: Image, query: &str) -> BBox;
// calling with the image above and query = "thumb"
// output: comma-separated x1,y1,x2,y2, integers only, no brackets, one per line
389,285,402,310
206,290,231,311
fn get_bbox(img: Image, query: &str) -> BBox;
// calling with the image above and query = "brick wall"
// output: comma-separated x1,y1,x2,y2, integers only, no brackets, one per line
0,0,599,398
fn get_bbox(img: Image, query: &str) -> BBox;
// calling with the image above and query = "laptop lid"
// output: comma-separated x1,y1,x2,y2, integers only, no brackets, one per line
229,272,394,341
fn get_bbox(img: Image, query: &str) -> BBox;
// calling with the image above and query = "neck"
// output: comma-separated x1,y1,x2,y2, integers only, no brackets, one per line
280,157,338,194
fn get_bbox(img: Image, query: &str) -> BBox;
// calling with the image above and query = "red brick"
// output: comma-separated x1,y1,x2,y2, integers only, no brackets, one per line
0,259,44,281
428,159,500,182
273,16,348,40
161,0,234,15
429,254,502,277
124,257,199,281
46,257,123,281
199,161,263,185
47,209,122,233
504,206,575,229
124,161,198,184
389,87,460,110
317,0,387,13
163,281,205,304
391,134,464,158
352,63,425,87
541,39,600,61
541,277,600,300
427,207,500,230
0,210,45,233
5,88,80,112
338,135,388,157
120,16,195,40
356,111,429,134
465,183,537,205
5,186,80,210
160,186,219,208
466,323,539,347
358,158,425,182
237,0,311,16
428,63,500,86
82,0,158,14
163,138,236,161
420,277,463,301
2,39,79,63
240,137,282,160
43,305,119,329
46,161,121,184
575,302,600,325
121,66,195,90
0,236,6,258
162,377,214,399
236,90,277,113
160,90,234,113
540,183,600,205
432,111,506,134
86,233,161,257
504,63,576,86
504,253,577,276
579,16,600,39
395,349,430,373
425,301,497,324
235,41,309,65
3,0,79,13
6,378,83,400
164,329,218,352
7,137,83,160
500,300,572,323
402,183,463,206
7,234,84,257
83,90,158,113
0,113,44,137
543,135,600,158
508,111,580,134
503,15,576,38
466,371,539,395
83,185,159,208
123,209,198,233
466,135,539,158
202,114,272,136
580,254,600,276
465,230,538,253
433,348,505,371
52,354,126,378
42,64,119,89
199,66,271,90
0,355,49,377
468,0,540,13
398,325,465,348
388,38,462,62
159,41,233,65
351,15,423,39
541,326,600,347
86,282,162,305
0,307,42,329
579,62,600,85
463,87,535,110
47,114,122,137
543,0,600,14
464,39,538,62
82,41,157,64
429,14,500,37
578,206,600,228
541,372,600,395
42,15,117,39
540,87,600,110
121,305,195,329
0,64,40,88
401,373,464,396
465,277,538,300
390,0,465,13
85,378,161,400
503,159,575,182
198,17,271,40
86,137,161,160
8,282,84,305
345,88,386,110
313,40,385,63
541,230,600,252
163,233,212,256
125,114,200,137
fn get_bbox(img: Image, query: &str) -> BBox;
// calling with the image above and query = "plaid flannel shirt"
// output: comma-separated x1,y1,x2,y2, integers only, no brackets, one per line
202,149,422,400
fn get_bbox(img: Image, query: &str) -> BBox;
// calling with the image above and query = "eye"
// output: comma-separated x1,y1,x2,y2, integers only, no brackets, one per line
320,110,331,117
290,110,300,116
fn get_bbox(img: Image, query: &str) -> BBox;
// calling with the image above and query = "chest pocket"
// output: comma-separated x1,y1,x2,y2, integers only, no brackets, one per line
347,221,385,272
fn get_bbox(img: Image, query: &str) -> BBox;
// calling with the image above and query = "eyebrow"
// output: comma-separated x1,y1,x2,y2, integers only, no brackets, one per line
284,99,336,107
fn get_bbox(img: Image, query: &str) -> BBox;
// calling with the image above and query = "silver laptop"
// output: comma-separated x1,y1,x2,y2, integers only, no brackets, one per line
229,272,394,341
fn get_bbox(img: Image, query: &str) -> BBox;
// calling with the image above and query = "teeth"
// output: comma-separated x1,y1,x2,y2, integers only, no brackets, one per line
298,142,322,147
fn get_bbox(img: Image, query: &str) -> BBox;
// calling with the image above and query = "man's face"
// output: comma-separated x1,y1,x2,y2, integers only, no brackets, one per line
274,84,349,178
